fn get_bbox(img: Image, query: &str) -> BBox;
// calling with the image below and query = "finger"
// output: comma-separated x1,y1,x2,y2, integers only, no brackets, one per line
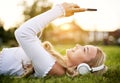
79,8,86,12
71,3,80,8
72,8,86,12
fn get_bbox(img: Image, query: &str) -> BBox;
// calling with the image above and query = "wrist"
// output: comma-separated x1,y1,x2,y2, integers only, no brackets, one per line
54,4,65,17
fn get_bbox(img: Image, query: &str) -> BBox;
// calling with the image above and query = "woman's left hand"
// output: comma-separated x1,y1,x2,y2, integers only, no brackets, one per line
61,2,86,17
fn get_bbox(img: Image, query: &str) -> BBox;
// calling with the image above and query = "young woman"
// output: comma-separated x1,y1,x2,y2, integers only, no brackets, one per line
0,2,107,78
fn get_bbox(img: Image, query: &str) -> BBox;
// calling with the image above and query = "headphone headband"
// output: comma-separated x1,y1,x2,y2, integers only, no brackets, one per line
91,64,105,72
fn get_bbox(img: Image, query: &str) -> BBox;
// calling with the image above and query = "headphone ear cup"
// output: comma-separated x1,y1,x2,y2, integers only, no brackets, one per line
77,63,91,75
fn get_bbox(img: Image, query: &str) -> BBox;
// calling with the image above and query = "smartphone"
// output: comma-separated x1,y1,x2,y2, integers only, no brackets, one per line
86,8,97,11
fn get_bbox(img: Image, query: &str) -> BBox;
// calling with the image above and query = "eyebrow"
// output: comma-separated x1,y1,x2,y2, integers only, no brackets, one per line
84,47,89,54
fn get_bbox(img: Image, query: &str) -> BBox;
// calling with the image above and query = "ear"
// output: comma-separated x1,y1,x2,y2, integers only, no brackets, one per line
42,41,53,50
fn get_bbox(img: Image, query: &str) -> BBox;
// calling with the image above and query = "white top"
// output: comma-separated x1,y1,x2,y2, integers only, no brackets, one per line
0,4,65,77
0,47,30,76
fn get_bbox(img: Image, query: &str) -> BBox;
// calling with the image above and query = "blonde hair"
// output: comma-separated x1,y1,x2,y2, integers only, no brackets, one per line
87,47,108,75
42,41,67,68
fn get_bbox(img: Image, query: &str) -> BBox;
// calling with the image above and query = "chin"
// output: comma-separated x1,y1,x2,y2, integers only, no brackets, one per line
66,49,70,56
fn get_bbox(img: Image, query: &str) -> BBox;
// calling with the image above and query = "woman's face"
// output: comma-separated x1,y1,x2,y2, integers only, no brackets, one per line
66,44,97,65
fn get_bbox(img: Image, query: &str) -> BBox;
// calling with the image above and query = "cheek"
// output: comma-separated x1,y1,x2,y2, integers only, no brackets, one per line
71,51,85,63
76,50,91,62
67,51,79,63
89,50,97,59
88,46,97,59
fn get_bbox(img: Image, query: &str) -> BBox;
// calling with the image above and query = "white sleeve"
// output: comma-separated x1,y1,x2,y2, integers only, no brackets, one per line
15,4,65,77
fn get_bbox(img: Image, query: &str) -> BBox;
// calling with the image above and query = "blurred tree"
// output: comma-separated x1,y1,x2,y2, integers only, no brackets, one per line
20,0,52,21
0,19,4,45
40,23,54,41
0,27,18,47
109,29,120,45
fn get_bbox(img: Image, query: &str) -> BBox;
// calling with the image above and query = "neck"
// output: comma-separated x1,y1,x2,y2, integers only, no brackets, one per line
64,56,75,67
64,56,85,68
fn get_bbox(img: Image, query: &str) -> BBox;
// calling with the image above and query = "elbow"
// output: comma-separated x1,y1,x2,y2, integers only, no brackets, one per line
14,28,29,45
14,26,32,40
14,27,27,42
14,29,22,41
14,26,37,45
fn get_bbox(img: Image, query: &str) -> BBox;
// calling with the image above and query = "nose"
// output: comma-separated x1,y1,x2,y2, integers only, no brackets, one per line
76,44,83,49
76,44,80,48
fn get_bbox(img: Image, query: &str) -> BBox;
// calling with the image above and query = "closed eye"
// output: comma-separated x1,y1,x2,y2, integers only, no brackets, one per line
84,47,85,52
84,47,88,54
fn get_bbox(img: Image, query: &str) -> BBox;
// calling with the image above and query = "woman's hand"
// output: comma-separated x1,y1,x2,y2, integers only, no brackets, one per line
61,2,86,17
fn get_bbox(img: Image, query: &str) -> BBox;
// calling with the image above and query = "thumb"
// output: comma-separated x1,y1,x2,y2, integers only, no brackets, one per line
72,8,86,12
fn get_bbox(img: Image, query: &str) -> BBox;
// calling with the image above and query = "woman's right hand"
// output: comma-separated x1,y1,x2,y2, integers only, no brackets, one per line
61,2,86,17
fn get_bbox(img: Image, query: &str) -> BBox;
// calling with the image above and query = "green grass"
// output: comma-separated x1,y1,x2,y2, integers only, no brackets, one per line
0,45,120,83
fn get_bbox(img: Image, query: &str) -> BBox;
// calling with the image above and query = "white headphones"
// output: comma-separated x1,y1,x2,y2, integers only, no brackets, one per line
77,63,104,75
